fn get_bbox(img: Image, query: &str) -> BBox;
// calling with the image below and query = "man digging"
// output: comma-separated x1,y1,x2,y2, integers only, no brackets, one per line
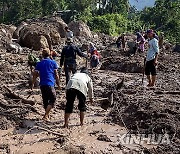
145,29,160,87
64,67,94,128
32,48,61,121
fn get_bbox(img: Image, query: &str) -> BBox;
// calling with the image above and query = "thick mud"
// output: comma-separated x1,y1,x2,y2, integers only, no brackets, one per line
0,21,179,153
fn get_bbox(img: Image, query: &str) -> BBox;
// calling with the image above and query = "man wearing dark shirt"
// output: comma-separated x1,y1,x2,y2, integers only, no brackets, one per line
32,48,60,121
60,38,87,84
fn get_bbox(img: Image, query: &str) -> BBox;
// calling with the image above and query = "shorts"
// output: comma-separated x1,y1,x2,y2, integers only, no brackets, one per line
145,59,157,76
65,88,86,113
90,55,99,68
40,86,56,109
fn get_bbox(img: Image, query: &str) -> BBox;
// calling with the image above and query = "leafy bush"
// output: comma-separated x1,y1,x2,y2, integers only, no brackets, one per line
87,14,128,36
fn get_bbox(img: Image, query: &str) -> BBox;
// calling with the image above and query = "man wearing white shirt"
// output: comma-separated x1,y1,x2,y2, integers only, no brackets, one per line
64,67,94,128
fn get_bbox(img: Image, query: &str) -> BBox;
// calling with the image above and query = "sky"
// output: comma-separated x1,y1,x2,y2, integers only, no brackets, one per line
129,0,156,10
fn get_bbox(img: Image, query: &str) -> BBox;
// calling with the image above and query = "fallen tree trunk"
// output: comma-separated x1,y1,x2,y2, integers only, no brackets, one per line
3,86,35,105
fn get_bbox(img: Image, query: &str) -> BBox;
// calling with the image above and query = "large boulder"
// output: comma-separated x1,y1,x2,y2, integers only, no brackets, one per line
0,24,16,50
13,21,28,39
18,17,67,50
20,30,50,50
68,21,92,38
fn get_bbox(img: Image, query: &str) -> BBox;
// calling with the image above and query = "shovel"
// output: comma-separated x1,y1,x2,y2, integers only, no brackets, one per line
87,93,113,110
142,57,146,85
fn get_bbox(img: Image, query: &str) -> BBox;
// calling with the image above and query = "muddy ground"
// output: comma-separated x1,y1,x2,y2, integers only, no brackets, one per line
0,34,180,154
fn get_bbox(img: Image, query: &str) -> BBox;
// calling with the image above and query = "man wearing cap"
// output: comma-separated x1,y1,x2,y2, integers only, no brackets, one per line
60,38,88,85
64,67,94,128
32,48,61,120
145,29,160,87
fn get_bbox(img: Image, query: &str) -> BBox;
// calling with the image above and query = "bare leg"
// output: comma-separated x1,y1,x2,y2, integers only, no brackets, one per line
43,105,52,120
64,113,71,128
151,75,156,87
80,112,84,126
147,75,152,86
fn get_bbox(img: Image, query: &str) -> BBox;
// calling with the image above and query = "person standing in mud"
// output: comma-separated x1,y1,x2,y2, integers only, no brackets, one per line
116,36,121,48
28,51,40,74
89,42,100,69
64,67,94,128
60,38,88,85
116,34,126,51
31,48,61,121
65,26,73,38
145,29,160,87
136,32,146,53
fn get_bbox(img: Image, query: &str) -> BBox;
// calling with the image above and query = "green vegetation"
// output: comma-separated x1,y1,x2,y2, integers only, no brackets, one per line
140,0,180,43
0,0,179,43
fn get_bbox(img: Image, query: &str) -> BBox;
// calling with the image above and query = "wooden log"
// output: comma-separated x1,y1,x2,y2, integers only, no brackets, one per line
155,91,180,95
3,86,35,106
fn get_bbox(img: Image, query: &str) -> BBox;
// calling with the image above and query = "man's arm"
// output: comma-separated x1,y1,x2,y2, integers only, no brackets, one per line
31,71,39,89
87,78,94,103
54,69,61,90
154,53,158,66
153,39,159,65
60,48,65,67
76,47,88,58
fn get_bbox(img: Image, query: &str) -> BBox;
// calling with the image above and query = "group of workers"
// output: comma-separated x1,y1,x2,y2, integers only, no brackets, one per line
29,26,100,128
116,29,162,87
29,26,161,128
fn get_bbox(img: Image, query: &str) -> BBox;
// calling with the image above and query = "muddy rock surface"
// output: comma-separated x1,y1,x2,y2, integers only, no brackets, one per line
0,18,180,154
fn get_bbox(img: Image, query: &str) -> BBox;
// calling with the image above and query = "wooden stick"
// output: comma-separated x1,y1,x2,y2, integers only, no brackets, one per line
154,91,180,95
34,126,65,137
87,97,109,102
3,86,35,105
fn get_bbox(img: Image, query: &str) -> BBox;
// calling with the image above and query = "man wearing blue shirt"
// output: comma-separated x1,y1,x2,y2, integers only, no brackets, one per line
32,48,60,120
145,29,159,87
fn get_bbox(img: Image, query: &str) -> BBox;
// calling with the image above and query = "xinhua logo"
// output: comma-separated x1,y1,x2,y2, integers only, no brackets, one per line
117,134,171,145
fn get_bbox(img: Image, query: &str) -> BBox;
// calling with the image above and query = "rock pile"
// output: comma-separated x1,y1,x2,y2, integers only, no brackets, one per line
0,24,16,50
16,17,67,50
68,20,92,38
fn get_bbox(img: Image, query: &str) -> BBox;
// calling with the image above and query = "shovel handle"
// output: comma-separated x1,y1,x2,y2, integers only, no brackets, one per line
87,98,109,102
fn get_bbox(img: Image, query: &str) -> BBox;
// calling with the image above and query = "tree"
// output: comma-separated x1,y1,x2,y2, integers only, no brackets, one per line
105,0,129,15
140,0,180,43
41,0,58,16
